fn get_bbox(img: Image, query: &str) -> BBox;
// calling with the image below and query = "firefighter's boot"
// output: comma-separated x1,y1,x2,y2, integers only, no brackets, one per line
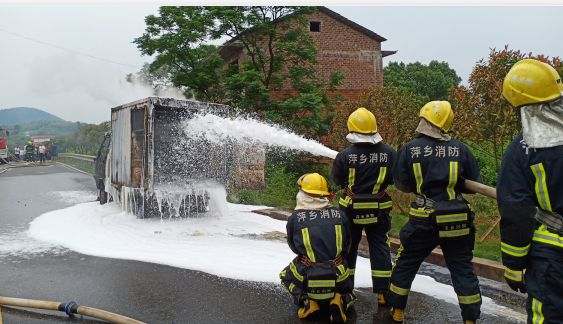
464,321,477,324
297,299,320,319
330,293,347,323
377,293,388,307
390,308,404,322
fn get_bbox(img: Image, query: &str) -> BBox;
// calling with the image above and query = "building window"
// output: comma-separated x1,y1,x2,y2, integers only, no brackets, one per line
309,21,320,32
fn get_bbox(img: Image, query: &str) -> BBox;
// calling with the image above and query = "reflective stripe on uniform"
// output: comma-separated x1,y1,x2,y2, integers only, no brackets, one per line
308,279,336,288
435,213,467,223
504,266,523,282
447,161,459,200
348,167,356,191
279,270,287,279
301,228,316,262
379,201,393,209
290,262,303,282
409,207,430,218
457,293,481,304
339,196,351,207
533,225,563,248
371,270,392,278
288,283,296,293
413,163,423,194
353,202,379,209
438,228,470,238
349,268,356,276
372,166,387,194
500,241,530,257
353,218,378,225
389,283,409,296
308,292,334,300
337,268,350,283
335,225,343,256
530,163,552,212
532,297,545,324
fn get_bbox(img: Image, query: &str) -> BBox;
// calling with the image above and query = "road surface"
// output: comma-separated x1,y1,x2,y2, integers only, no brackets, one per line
0,163,525,323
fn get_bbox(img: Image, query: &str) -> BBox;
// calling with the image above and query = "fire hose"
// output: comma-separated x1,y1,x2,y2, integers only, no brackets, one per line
464,179,497,199
0,296,146,324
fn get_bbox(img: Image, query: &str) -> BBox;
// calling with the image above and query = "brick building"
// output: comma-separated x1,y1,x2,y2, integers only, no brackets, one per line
218,7,396,100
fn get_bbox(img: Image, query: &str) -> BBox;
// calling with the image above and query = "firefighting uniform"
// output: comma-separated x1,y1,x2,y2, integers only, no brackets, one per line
388,135,482,321
332,142,397,293
280,207,355,306
497,135,563,324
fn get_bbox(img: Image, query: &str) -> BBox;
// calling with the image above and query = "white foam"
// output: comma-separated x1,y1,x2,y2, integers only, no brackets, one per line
182,114,338,159
48,190,97,205
25,201,523,321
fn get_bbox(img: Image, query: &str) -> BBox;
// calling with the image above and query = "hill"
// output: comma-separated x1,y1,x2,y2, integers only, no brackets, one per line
0,107,63,126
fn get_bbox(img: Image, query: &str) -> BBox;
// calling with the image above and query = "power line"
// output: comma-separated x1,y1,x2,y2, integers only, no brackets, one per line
0,27,142,69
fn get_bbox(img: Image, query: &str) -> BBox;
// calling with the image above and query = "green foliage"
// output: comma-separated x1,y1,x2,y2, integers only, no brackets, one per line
57,121,111,155
135,6,341,136
2,120,82,149
384,61,461,101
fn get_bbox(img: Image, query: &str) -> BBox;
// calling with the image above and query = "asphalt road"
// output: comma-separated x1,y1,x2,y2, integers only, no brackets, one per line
0,163,525,324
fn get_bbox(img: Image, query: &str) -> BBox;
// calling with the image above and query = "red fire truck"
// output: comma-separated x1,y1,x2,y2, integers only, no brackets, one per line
0,129,8,159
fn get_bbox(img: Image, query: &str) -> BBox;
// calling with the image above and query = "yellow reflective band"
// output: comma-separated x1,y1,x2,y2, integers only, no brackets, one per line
413,163,423,194
532,298,545,324
290,262,303,282
531,163,552,212
390,283,409,296
308,292,334,300
409,207,430,218
372,166,387,194
301,228,316,262
339,196,351,207
458,294,481,305
335,225,343,256
504,267,523,282
348,167,356,191
349,268,356,276
353,218,378,225
289,283,296,293
337,269,349,283
439,228,470,238
379,201,393,209
371,270,392,278
447,161,458,200
308,279,336,288
435,213,468,223
500,242,530,257
533,225,563,248
337,264,345,275
279,270,287,279
353,202,379,209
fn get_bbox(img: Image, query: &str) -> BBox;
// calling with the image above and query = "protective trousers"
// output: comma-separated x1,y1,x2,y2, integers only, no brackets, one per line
280,257,354,306
524,254,563,323
388,219,481,321
342,207,392,293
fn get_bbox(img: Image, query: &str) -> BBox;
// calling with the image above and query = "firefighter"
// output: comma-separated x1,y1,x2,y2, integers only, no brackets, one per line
498,59,563,323
388,101,482,323
24,141,35,162
280,173,356,323
332,107,396,306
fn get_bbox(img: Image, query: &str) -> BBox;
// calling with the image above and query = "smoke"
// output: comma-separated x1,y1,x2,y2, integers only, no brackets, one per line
26,53,186,123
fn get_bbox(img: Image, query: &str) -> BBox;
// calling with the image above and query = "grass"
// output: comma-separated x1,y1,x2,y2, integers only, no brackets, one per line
57,157,95,175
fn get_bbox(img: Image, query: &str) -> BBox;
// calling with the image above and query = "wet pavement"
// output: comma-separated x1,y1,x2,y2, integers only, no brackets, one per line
0,163,525,323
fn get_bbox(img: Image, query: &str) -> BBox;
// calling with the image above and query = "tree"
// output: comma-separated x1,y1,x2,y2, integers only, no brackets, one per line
384,61,461,101
331,86,427,150
134,6,342,137
452,46,562,173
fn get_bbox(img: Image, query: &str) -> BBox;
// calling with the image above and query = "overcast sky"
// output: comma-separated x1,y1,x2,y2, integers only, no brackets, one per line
0,5,561,123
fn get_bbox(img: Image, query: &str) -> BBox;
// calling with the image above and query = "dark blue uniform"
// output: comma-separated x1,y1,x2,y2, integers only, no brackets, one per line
389,135,482,321
280,207,354,306
332,142,397,293
498,135,563,324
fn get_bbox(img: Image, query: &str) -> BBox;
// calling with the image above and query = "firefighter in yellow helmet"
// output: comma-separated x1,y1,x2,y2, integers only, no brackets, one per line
497,59,563,323
280,173,356,322
331,107,397,308
388,101,482,323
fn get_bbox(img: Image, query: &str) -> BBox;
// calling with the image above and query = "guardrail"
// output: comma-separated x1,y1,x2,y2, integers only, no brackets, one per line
58,153,96,174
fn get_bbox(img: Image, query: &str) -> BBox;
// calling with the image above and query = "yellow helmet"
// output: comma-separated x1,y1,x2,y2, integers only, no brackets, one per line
502,59,563,108
347,107,377,134
298,173,330,197
419,101,454,132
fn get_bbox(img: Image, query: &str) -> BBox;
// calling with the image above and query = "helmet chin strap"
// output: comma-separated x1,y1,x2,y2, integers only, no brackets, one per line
521,98,563,149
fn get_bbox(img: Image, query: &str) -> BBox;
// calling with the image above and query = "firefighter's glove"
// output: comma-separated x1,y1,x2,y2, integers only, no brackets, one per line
504,268,526,293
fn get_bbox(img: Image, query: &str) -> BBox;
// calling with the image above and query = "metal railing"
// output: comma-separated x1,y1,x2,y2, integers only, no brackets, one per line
58,153,96,174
